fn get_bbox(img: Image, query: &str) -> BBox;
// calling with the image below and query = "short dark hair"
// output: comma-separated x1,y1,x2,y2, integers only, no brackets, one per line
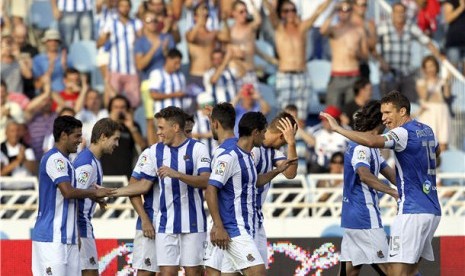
211,48,224,57
284,104,298,113
166,48,182,60
53,116,82,141
184,113,195,124
380,91,410,115
277,0,296,19
58,107,76,116
421,55,439,73
154,106,186,130
268,112,296,133
108,95,130,113
118,0,132,7
1,79,6,90
65,67,80,77
91,118,122,144
353,78,370,97
330,152,344,164
353,100,383,132
211,102,235,130
238,112,267,137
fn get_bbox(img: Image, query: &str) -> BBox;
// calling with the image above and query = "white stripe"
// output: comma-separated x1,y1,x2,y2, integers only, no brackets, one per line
394,153,405,215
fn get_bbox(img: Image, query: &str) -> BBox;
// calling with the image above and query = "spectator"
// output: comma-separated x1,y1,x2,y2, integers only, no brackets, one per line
101,95,146,180
11,23,37,99
97,0,142,108
0,121,36,189
95,0,118,80
1,35,32,94
51,0,94,49
75,89,109,146
229,0,261,88
232,83,270,134
2,80,30,109
149,48,187,113
376,2,442,103
341,78,372,129
443,0,465,74
264,0,331,122
192,92,217,156
141,0,181,43
180,0,221,31
316,151,344,203
416,55,451,152
51,68,88,112
0,81,24,143
321,1,369,108
416,0,441,37
32,29,69,93
186,3,230,91
203,48,238,104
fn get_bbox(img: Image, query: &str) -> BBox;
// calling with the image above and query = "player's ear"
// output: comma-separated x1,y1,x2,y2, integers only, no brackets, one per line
399,107,407,116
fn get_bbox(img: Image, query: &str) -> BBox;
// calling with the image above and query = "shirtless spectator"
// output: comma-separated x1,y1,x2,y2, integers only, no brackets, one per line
229,0,261,88
186,3,230,90
321,1,368,108
203,48,238,104
140,0,181,43
351,0,376,79
264,0,331,122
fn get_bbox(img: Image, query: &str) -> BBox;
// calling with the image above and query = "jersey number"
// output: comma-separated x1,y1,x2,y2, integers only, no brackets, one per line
422,140,436,175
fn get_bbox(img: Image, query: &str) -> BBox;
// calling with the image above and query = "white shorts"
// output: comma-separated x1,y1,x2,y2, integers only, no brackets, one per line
156,232,206,267
79,237,98,270
340,228,389,266
253,226,269,269
388,214,441,264
96,48,110,67
32,241,80,276
224,234,264,271
132,230,160,272
203,233,236,273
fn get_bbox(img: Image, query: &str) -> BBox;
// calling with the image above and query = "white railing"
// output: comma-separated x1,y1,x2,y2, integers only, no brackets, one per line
1,173,464,221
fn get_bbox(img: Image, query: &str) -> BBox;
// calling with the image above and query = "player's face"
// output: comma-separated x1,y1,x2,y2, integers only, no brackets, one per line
211,119,219,141
381,102,403,130
156,118,176,146
263,129,284,149
253,128,267,147
102,131,121,154
66,128,83,153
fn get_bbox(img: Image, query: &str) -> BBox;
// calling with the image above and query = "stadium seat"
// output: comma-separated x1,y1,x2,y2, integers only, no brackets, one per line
29,1,55,30
90,68,104,92
68,41,97,73
255,40,276,75
306,59,331,92
439,149,465,186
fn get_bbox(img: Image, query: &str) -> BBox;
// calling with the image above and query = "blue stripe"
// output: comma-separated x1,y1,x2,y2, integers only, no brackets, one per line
199,189,207,231
247,154,257,237
61,198,69,243
123,24,130,74
372,149,383,227
209,179,223,188
72,202,77,242
170,147,182,233
236,149,251,234
156,143,167,233
160,72,166,109
144,184,155,227
73,0,77,11
185,140,198,232
113,19,120,72
170,74,175,107
212,83,218,104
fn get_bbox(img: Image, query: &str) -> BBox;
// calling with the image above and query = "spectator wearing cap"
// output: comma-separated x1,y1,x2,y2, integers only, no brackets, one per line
192,92,216,156
231,83,270,135
97,0,142,108
32,29,70,93
308,105,348,173
51,0,94,49
203,48,237,105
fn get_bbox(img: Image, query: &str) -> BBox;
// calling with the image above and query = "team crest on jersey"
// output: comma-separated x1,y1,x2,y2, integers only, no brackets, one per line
246,253,255,262
145,258,151,266
423,180,432,194
215,162,227,176
77,171,90,184
45,267,52,275
54,159,66,172
357,150,367,161
138,155,148,167
377,250,385,258
89,257,96,265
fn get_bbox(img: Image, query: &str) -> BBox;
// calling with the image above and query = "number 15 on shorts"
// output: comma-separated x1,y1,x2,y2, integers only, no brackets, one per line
389,236,400,257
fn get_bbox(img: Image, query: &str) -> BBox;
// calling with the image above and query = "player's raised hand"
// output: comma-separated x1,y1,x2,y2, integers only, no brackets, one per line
141,218,156,239
277,117,297,144
211,224,231,250
319,112,341,131
157,166,181,179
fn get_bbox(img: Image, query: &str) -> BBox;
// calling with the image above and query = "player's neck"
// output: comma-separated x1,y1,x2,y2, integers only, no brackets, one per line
55,143,70,157
237,136,253,153
218,130,235,144
89,144,103,159
170,135,188,148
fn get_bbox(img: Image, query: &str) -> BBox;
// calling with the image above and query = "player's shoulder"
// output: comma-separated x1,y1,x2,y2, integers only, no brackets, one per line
73,149,94,168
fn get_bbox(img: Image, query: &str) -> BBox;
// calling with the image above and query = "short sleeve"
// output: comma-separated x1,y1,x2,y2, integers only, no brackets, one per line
352,145,371,171
25,148,36,161
194,142,212,174
132,148,157,181
149,70,163,91
272,149,286,165
133,37,145,55
101,19,113,34
378,150,388,170
75,164,94,189
46,155,71,186
32,56,44,78
208,153,235,189
381,127,408,152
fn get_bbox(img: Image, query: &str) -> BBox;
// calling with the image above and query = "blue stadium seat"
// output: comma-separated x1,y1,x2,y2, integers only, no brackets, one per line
255,40,276,75
439,149,465,186
29,1,55,30
307,60,331,113
68,41,97,73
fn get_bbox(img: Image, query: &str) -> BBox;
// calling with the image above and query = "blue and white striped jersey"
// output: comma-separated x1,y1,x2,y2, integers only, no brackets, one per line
74,148,103,239
57,0,92,12
131,148,161,230
32,148,78,244
341,142,388,229
212,137,238,166
193,110,217,157
209,145,258,238
96,6,118,39
102,17,142,74
251,146,286,229
136,139,211,233
382,120,441,216
203,67,237,104
149,69,187,112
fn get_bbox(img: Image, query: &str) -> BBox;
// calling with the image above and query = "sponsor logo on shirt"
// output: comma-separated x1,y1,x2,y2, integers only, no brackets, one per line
46,267,53,275
54,159,66,172
201,157,211,163
77,171,90,185
215,162,227,176
138,155,148,167
357,149,367,161
89,257,96,265
377,250,385,258
246,253,255,262
423,180,432,194
144,257,151,266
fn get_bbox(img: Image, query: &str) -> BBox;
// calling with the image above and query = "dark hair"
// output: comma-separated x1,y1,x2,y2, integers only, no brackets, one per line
65,68,80,77
211,102,236,130
58,107,76,116
108,95,130,113
184,113,195,124
211,48,224,57
353,100,383,132
238,112,267,137
353,78,370,97
90,118,122,144
277,0,296,19
380,91,410,115
284,104,298,113
232,0,246,10
421,55,439,74
1,79,6,90
268,112,296,133
166,48,182,60
154,106,186,129
193,2,207,15
330,152,344,164
53,116,82,141
392,2,406,11
118,0,132,7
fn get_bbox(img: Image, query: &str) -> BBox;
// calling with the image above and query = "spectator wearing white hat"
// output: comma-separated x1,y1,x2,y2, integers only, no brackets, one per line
192,92,216,156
